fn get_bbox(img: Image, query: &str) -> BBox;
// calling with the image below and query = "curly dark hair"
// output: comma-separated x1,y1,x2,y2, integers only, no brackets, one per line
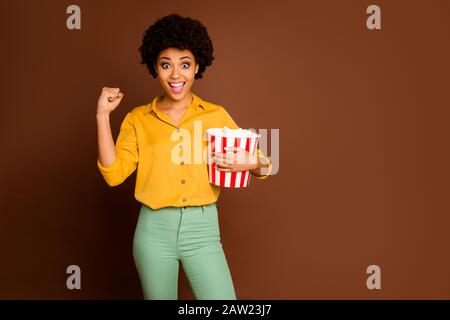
138,14,214,80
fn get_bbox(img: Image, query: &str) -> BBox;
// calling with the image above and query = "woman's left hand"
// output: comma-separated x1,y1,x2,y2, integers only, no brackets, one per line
212,147,259,172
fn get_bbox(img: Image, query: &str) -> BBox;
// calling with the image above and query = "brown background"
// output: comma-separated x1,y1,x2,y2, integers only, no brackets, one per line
1,0,449,299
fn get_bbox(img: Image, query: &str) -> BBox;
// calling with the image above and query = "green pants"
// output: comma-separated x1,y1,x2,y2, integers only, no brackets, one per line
132,202,237,300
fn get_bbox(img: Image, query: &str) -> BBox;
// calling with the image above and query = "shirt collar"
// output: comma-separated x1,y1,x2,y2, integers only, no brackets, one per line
144,92,207,115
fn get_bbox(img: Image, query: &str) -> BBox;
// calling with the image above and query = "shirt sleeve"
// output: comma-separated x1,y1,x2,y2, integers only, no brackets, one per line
219,106,240,130
97,112,139,186
220,106,272,180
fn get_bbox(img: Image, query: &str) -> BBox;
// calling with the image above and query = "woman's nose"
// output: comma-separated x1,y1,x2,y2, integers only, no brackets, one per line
170,66,181,78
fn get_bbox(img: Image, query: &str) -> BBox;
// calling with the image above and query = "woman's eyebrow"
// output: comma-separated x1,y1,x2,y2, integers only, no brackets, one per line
160,56,192,60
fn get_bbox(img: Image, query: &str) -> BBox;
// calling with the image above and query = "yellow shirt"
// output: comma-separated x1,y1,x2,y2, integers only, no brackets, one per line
97,92,272,209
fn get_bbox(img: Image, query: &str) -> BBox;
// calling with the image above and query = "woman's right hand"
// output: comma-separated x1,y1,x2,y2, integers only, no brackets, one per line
97,87,124,115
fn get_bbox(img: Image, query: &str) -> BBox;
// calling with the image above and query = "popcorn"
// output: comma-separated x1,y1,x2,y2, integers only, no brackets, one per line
206,126,260,139
206,127,261,188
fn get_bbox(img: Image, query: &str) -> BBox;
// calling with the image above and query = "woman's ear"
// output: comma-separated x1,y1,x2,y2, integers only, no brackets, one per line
195,64,199,74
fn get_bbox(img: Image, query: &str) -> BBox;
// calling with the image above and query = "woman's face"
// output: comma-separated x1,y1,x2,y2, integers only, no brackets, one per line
155,47,199,102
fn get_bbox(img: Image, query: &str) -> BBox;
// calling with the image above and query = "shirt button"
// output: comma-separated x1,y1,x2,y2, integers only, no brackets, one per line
182,198,187,202
180,161,184,165
181,179,186,184
176,128,180,132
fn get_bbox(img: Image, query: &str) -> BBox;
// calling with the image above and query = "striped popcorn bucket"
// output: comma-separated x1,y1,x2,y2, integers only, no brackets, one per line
206,128,260,188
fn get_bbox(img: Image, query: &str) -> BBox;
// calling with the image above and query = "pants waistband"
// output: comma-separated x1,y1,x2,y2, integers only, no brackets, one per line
181,202,216,211
142,202,216,212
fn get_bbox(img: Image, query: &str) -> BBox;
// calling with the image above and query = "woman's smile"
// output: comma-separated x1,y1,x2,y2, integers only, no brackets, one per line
168,81,186,93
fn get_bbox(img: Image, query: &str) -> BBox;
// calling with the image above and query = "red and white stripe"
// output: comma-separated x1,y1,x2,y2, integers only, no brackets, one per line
207,132,260,188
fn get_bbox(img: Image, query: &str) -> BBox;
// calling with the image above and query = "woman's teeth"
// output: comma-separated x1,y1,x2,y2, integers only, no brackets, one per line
168,81,185,93
169,82,185,88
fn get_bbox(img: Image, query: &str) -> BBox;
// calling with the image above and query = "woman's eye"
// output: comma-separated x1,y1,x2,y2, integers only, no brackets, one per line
160,62,190,69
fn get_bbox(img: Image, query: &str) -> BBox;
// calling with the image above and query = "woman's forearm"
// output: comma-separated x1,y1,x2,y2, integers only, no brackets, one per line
250,155,270,176
97,112,117,167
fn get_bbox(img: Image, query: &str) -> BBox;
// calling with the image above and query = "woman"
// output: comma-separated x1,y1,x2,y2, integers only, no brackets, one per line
96,13,272,300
